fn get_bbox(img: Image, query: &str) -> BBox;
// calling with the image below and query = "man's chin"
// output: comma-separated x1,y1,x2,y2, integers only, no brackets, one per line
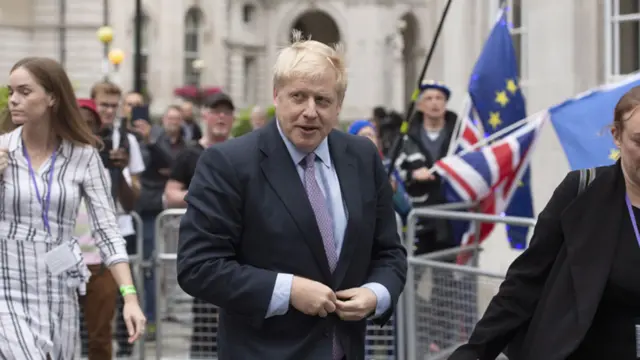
211,129,230,139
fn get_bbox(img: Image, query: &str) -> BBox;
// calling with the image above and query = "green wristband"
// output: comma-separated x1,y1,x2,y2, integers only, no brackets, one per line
120,285,137,297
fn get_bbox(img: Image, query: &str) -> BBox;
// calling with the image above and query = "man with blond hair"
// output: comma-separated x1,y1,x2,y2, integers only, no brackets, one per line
176,33,407,360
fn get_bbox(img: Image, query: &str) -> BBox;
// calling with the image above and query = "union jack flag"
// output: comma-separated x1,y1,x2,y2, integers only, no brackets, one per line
434,112,546,264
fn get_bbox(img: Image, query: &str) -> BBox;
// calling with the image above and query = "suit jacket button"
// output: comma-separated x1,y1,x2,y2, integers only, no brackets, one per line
323,330,330,337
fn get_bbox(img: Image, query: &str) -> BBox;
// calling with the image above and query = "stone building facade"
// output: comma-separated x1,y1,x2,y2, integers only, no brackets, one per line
0,0,639,259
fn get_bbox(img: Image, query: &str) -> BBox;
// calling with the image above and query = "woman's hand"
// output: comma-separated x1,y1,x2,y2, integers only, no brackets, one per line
122,296,147,343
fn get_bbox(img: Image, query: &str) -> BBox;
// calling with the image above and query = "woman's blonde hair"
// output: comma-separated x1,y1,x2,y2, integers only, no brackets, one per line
273,30,347,102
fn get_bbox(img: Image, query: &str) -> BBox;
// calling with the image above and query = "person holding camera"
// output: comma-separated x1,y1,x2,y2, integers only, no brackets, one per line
76,98,141,359
89,82,146,352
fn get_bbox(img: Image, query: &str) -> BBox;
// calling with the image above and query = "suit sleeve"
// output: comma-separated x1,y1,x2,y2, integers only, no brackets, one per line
177,146,278,328
365,141,408,325
450,171,581,360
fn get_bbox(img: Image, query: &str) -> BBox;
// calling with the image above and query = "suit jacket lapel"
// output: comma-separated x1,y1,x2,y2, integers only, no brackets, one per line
329,132,362,287
561,163,624,330
258,122,332,282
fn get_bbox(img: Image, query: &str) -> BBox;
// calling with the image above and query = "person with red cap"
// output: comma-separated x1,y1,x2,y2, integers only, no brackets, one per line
75,98,142,359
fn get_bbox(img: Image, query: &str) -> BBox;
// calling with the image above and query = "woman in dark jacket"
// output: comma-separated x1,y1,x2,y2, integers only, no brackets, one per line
449,85,640,359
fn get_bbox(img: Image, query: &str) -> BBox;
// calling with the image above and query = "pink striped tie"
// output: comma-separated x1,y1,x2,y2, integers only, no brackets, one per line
301,153,343,360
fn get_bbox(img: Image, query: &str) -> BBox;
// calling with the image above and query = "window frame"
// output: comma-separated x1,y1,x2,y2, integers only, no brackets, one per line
184,7,203,86
605,0,640,83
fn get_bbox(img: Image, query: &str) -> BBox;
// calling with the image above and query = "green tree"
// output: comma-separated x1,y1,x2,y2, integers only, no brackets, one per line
0,87,8,112
231,105,275,138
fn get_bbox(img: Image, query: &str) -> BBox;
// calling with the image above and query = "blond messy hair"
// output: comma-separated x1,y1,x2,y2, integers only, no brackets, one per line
273,30,347,102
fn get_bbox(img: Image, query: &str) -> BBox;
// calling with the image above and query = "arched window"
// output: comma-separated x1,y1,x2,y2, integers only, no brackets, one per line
605,0,640,82
184,7,203,86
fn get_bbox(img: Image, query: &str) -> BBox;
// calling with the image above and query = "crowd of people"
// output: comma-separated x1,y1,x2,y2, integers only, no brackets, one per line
0,32,499,359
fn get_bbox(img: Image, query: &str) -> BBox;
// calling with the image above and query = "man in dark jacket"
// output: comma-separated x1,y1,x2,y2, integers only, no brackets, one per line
131,105,188,335
394,80,465,355
395,80,458,254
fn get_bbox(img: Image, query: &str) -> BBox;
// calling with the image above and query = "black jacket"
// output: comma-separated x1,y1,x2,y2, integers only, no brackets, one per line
136,125,187,214
177,121,407,359
449,163,632,359
394,110,457,246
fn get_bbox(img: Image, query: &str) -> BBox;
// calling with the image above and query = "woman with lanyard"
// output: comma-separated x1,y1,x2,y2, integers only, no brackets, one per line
0,57,145,359
450,86,640,359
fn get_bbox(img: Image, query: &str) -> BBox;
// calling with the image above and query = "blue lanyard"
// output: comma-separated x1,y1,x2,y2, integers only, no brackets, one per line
625,194,640,247
23,144,57,234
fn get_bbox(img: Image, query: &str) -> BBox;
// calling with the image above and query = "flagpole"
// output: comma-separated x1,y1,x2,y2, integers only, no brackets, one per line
444,1,509,160
446,94,473,157
502,113,548,205
385,0,454,176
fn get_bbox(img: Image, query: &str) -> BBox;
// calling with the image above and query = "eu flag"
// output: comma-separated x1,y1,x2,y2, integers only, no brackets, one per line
468,9,531,249
550,73,640,170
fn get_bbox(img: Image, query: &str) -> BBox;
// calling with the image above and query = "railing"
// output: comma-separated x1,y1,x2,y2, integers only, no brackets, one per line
134,205,537,359
77,211,146,358
402,207,536,360
151,209,403,360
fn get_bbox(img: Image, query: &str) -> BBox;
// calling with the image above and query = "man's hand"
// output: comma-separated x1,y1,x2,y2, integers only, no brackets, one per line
109,148,129,169
335,287,377,321
412,167,435,181
290,276,337,317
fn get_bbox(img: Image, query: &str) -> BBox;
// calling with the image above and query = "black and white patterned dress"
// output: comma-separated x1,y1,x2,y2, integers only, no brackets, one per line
0,126,128,359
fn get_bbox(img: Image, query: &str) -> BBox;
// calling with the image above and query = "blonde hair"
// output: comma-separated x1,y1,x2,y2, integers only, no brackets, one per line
273,30,347,102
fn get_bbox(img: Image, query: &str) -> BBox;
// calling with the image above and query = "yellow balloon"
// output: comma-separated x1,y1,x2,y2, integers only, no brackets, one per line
96,26,113,43
108,49,125,65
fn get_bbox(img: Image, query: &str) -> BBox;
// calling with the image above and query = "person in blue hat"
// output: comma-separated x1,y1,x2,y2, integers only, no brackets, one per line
394,79,458,253
394,79,461,354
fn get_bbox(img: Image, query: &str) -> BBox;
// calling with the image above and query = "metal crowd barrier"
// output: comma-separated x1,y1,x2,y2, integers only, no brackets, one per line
152,209,404,360
403,208,537,360
76,211,145,359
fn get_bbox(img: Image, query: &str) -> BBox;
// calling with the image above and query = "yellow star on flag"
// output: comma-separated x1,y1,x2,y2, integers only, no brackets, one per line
506,79,518,94
488,111,502,129
518,180,525,187
609,148,620,161
495,90,509,107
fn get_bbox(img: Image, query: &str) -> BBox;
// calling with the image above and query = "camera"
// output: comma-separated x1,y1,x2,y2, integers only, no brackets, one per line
97,125,130,170
98,126,115,169
378,111,403,156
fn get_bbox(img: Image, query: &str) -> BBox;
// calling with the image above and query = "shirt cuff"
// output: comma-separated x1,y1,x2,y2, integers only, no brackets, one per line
361,282,391,318
265,273,293,318
104,253,129,267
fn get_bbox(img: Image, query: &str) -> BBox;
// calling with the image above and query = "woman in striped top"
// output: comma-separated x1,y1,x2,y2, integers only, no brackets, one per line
0,57,146,359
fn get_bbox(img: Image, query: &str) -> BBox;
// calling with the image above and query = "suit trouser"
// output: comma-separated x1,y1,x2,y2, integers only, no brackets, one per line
79,264,118,360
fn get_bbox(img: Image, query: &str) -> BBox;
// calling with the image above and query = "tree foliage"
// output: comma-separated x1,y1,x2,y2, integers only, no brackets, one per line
231,105,275,138
0,87,7,112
